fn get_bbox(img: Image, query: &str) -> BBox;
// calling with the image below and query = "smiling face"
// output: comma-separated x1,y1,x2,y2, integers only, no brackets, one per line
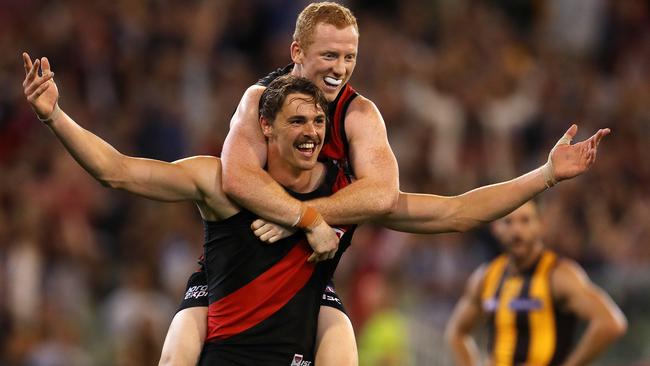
492,201,543,263
291,23,359,101
262,92,327,172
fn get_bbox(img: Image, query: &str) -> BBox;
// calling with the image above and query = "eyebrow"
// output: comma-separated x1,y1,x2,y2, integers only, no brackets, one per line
287,115,307,122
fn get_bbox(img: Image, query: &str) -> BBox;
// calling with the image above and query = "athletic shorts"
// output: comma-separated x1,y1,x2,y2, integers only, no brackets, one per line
177,269,347,314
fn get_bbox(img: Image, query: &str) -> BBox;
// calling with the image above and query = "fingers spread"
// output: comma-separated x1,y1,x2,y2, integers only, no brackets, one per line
25,58,39,84
22,52,33,74
41,57,51,74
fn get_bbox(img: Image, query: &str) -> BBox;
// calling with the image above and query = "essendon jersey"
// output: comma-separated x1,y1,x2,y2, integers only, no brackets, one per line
198,161,355,365
257,64,359,176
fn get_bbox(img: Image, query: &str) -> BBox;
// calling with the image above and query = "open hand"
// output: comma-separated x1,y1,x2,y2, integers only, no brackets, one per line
547,124,610,183
22,52,59,121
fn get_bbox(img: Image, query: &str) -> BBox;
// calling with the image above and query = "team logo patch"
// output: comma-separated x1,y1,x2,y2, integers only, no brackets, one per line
290,354,312,366
483,298,498,312
509,298,543,311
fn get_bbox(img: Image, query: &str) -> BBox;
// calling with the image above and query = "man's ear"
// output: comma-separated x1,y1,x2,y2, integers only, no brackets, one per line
260,116,273,138
290,41,303,64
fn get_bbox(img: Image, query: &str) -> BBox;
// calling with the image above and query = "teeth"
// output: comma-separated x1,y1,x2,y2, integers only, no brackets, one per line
297,142,315,149
324,76,342,86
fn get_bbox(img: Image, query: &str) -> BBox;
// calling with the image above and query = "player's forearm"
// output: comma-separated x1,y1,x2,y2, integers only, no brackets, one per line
221,163,303,227
562,318,627,366
378,167,549,233
46,108,127,187
307,177,399,225
445,166,549,230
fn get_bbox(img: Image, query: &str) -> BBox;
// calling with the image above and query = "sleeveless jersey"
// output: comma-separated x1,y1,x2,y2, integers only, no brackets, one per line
198,161,355,365
177,65,360,314
480,250,577,366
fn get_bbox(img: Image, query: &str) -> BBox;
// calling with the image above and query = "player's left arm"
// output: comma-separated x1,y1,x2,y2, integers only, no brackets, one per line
374,125,610,234
307,97,399,224
552,259,627,366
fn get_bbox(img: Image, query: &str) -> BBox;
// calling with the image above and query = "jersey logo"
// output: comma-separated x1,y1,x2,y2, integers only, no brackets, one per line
290,354,312,366
184,285,208,300
509,298,543,311
482,297,543,312
483,298,498,312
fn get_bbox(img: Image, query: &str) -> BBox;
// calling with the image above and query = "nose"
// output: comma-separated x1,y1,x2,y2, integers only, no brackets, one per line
303,122,318,137
332,58,345,77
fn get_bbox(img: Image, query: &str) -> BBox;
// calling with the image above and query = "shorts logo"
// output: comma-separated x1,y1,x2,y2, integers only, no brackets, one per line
290,354,312,366
184,285,208,300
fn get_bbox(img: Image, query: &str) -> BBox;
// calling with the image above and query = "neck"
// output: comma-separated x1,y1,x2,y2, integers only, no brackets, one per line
510,242,544,274
266,151,324,194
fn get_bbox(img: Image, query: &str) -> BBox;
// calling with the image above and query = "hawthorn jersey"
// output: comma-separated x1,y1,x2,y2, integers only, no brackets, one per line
480,250,577,366
198,161,356,365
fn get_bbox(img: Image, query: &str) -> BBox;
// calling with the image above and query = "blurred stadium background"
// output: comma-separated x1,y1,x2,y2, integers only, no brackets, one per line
1,0,649,365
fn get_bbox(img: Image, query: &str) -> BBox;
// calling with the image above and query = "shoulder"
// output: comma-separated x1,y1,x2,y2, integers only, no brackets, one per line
344,95,388,140
551,257,590,299
464,263,490,301
242,84,267,103
347,94,380,116
552,257,589,282
173,156,223,189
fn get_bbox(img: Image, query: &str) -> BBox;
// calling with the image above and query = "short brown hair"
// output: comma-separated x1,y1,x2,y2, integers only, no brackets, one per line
259,75,329,124
293,2,358,49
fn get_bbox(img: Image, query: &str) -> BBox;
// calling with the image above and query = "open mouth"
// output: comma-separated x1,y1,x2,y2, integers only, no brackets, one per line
324,76,342,88
296,141,318,157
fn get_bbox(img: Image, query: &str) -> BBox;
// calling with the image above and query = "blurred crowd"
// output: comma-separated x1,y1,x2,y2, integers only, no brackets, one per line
0,0,648,365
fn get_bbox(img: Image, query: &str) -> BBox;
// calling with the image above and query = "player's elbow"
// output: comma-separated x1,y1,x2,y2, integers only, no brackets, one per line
608,312,628,340
443,323,463,346
375,187,399,216
595,312,628,343
220,167,245,199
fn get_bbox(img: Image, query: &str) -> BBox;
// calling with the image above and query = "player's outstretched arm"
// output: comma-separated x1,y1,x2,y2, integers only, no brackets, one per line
552,260,627,366
445,266,485,366
376,125,610,233
21,53,211,203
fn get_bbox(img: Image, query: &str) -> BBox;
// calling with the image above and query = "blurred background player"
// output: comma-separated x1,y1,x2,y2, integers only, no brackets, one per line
445,200,627,366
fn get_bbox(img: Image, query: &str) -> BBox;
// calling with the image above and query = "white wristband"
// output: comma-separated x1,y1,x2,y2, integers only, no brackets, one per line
37,103,61,123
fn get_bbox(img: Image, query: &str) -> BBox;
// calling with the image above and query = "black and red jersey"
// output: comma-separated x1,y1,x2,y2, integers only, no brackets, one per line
198,161,355,365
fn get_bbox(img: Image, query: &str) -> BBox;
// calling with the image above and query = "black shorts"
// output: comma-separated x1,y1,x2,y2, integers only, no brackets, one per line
177,270,347,315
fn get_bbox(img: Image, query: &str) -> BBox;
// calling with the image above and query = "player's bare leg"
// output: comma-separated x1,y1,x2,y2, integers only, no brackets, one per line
316,306,358,366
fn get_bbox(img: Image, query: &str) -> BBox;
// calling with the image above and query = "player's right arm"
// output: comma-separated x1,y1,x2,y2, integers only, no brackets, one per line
22,53,226,209
445,265,486,366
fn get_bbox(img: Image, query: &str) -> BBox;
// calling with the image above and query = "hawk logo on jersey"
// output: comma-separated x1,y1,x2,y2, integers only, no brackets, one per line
290,354,312,366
